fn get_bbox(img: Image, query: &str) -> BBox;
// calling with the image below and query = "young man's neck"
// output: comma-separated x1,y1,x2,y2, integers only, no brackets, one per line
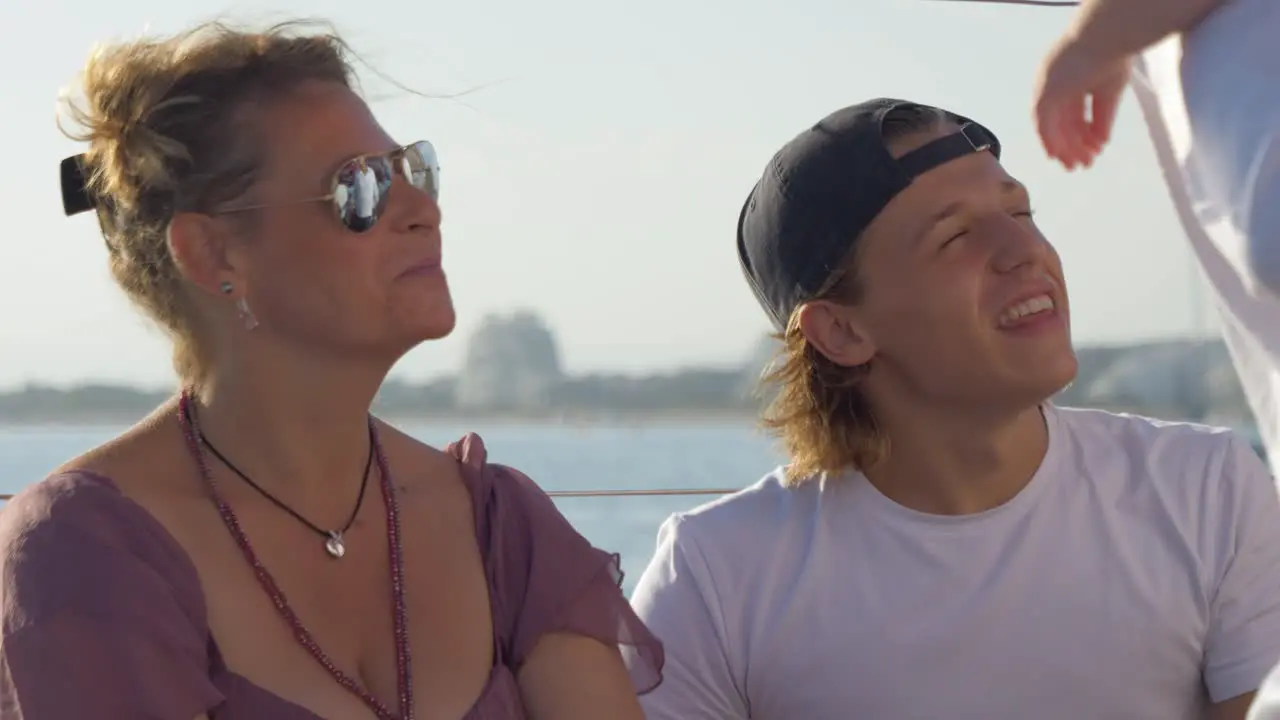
862,402,1050,516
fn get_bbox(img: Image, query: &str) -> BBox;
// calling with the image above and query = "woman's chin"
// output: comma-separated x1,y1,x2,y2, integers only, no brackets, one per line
403,303,457,344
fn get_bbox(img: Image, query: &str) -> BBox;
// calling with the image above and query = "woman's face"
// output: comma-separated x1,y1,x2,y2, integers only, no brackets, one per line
228,80,453,365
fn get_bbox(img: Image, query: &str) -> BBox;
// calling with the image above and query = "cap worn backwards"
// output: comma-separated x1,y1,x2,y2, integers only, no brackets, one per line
736,98,1001,331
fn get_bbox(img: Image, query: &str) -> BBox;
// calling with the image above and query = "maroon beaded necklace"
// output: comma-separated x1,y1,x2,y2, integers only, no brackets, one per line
177,390,415,720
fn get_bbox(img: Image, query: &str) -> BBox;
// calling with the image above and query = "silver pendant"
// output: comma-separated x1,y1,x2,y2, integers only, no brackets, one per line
325,531,346,559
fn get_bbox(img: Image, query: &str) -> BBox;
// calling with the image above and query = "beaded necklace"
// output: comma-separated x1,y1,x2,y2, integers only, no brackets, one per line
177,391,414,719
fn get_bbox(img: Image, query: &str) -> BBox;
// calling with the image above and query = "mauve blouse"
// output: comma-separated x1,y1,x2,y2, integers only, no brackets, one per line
0,433,664,719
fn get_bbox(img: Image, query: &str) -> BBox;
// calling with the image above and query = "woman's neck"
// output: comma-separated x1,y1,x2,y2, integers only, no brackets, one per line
190,359,387,500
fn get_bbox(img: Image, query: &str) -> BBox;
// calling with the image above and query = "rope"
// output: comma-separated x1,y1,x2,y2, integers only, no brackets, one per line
0,488,738,502
545,488,738,497
923,0,1080,6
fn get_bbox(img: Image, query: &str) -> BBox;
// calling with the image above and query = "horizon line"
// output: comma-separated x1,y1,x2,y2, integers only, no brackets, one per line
0,333,1227,395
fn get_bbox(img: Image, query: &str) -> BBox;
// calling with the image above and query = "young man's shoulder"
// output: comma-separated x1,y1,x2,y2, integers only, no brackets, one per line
1049,406,1272,538
1050,404,1256,471
664,468,805,537
680,460,839,520
1052,403,1237,435
659,408,1265,562
669,408,1264,546
647,468,827,574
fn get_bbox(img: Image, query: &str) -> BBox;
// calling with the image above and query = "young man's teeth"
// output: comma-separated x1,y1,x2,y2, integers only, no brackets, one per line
1001,294,1054,325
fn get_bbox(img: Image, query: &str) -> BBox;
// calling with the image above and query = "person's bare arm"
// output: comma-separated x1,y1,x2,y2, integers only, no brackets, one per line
1033,0,1231,168
1064,0,1227,57
1208,691,1254,720
517,633,645,720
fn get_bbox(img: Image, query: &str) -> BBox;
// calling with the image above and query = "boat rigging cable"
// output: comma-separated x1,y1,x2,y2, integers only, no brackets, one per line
924,0,1079,6
0,486,741,501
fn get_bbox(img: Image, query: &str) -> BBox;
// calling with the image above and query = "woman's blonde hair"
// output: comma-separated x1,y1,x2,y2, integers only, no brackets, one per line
59,20,357,387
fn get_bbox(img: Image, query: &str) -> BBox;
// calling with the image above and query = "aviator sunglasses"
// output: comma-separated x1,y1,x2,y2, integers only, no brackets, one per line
220,140,439,233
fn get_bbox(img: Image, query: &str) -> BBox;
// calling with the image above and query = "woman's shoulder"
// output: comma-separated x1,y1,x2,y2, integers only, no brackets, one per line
4,467,133,533
373,424,543,516
439,431,664,684
2,469,131,566
0,466,204,624
374,423,585,567
440,431,562,529
379,425,663,685
0,470,222,717
1,407,208,632
3,467,164,566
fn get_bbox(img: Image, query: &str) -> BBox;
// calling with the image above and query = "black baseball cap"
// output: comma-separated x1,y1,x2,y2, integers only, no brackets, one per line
736,98,1001,330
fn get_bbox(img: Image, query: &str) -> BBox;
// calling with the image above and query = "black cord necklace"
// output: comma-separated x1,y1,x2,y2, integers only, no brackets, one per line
190,408,375,560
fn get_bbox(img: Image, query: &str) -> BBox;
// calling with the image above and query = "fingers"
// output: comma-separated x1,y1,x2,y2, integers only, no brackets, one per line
1034,54,1130,171
1065,93,1096,168
1033,99,1058,161
1037,93,1099,171
1033,86,1068,164
1086,82,1125,149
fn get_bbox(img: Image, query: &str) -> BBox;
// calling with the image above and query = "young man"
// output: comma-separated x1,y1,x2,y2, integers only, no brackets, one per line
626,98,1280,719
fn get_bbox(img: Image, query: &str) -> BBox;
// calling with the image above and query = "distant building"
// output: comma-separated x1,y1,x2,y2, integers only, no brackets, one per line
0,325,1259,429
455,311,565,413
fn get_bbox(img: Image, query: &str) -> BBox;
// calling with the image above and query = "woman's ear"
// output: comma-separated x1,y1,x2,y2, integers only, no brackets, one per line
167,213,241,296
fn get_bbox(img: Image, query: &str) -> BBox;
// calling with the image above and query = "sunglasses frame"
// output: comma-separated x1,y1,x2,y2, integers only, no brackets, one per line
216,140,439,232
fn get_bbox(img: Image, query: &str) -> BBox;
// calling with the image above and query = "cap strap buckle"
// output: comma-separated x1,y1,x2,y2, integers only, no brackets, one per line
895,122,999,178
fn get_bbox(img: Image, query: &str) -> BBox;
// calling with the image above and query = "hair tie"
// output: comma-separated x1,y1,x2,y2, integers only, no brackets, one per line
60,154,95,217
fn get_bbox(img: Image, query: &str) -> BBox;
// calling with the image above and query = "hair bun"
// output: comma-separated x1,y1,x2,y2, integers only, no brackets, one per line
58,42,190,215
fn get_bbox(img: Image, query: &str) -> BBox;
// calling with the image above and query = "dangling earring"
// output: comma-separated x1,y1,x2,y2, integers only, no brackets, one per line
236,297,259,331
219,280,259,331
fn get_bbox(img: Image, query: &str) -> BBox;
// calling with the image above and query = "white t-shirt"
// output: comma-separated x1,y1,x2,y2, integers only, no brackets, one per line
1134,2,1280,716
1129,0,1280,475
628,406,1280,719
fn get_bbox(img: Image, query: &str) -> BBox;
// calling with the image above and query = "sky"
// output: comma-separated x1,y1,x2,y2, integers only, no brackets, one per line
0,0,1216,389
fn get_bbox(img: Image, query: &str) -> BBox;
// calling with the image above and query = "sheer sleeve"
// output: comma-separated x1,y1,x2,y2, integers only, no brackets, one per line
450,434,664,695
0,472,223,719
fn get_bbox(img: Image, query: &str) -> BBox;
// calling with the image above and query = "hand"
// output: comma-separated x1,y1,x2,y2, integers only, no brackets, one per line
1033,35,1133,170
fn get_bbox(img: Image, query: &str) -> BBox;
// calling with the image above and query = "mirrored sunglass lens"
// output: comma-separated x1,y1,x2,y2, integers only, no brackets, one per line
370,157,394,195
403,141,439,199
332,160,386,232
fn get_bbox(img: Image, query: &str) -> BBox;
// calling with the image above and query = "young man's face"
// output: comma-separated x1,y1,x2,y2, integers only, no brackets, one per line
837,123,1078,411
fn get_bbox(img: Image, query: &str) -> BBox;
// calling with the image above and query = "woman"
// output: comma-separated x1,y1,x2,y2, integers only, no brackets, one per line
1030,0,1280,479
0,20,662,720
1032,0,1278,299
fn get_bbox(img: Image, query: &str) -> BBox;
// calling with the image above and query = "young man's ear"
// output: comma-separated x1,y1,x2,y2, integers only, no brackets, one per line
797,300,876,368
